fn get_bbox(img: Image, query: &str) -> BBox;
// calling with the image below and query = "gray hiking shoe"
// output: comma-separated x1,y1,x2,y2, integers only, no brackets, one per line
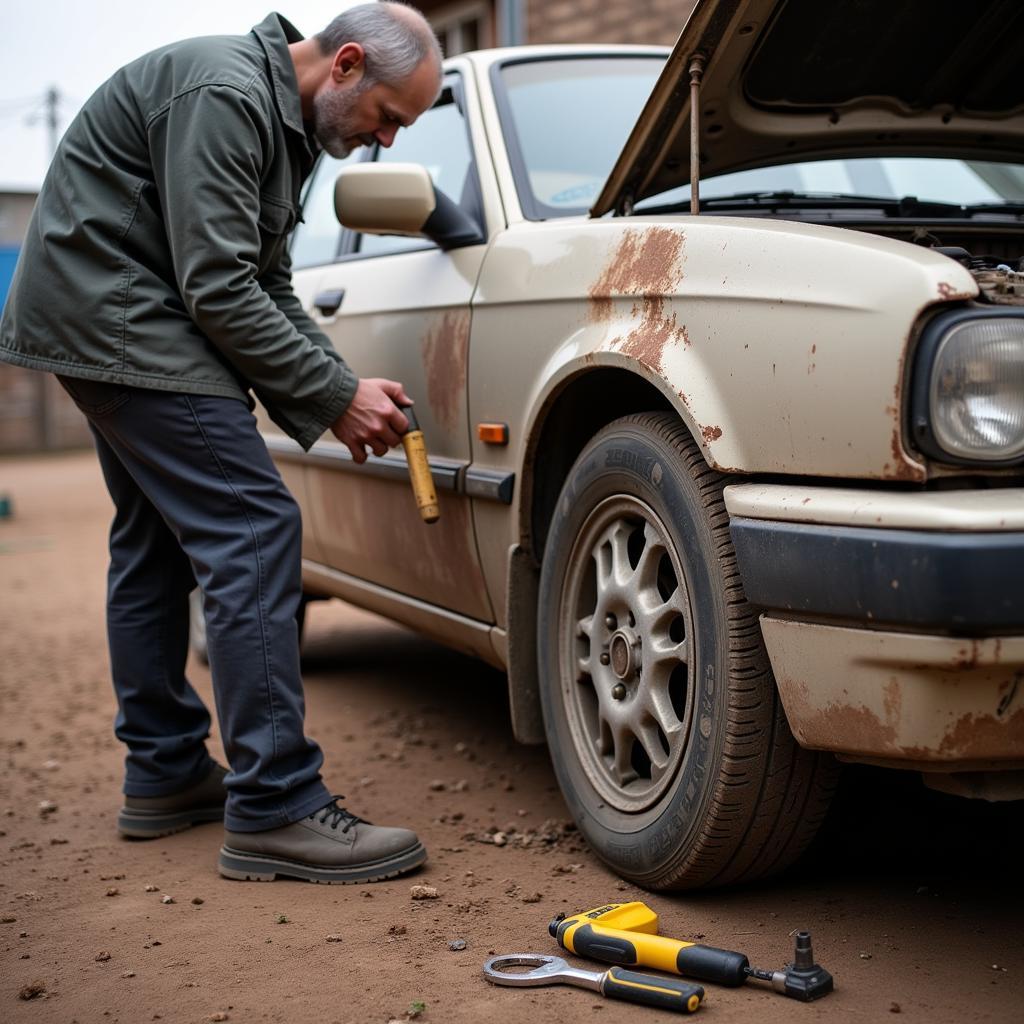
118,763,228,838
218,798,427,884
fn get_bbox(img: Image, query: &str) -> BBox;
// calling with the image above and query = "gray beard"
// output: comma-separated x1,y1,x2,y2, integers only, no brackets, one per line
312,83,366,158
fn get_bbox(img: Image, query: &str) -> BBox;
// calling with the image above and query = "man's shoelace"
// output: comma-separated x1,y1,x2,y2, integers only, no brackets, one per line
313,798,363,833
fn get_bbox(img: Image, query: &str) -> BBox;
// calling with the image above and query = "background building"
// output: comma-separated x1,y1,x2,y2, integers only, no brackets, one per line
1,190,93,453
416,0,694,51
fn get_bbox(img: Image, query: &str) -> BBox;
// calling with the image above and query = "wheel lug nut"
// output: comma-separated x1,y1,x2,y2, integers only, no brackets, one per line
605,614,616,629
599,652,610,666
612,683,627,701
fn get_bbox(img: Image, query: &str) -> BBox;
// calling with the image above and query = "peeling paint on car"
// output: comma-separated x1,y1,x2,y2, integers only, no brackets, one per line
422,309,471,433
936,281,974,301
588,227,689,374
765,619,1024,767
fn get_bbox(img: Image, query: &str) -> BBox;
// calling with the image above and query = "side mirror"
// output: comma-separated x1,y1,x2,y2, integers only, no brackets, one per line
334,163,484,251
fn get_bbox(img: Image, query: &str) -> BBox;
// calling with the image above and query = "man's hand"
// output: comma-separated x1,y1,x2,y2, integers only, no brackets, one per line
331,378,412,463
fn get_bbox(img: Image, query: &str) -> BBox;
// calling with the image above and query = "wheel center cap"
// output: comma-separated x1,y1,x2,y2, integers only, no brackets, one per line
609,630,636,679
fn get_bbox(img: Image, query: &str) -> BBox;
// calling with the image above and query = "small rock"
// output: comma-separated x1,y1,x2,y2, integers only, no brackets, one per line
915,885,930,895
428,780,445,791
359,776,373,787
19,931,28,938
161,895,175,904
991,964,1007,972
454,742,467,754
521,892,544,904
450,779,468,792
1,915,16,923
275,913,289,924
191,897,204,905
890,1002,901,1013
38,800,58,815
122,970,136,978
106,888,120,897
492,832,507,847
96,951,112,962
19,953,30,959
859,952,872,960
144,885,159,893
410,885,439,900
448,938,467,951
326,934,343,943
18,980,46,1000
208,1013,229,1022
388,924,407,935
42,759,61,771
49,837,68,845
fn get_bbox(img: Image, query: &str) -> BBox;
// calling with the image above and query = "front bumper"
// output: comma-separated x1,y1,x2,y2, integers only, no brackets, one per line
724,485,1024,770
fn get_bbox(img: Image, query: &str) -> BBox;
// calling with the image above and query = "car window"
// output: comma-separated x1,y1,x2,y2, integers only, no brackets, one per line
495,56,665,220
290,150,361,270
356,86,476,258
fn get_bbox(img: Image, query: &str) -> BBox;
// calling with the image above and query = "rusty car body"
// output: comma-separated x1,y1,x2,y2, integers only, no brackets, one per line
253,0,1024,887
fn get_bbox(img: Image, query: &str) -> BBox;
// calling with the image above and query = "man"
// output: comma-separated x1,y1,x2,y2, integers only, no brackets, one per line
0,3,443,884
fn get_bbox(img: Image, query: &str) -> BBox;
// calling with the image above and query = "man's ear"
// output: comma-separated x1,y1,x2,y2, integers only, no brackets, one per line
332,42,365,82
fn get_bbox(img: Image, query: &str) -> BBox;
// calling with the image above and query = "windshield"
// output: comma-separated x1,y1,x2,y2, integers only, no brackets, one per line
638,158,1024,212
496,56,665,219
496,56,1024,221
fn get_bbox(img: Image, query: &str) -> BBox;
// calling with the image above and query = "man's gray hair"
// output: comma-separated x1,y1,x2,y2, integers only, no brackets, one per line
316,2,443,85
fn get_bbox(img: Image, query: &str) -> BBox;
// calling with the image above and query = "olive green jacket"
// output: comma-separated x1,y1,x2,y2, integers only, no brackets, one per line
0,13,356,450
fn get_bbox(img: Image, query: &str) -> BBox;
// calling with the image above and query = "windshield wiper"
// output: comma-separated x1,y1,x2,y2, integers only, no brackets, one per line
697,191,965,216
963,202,1024,216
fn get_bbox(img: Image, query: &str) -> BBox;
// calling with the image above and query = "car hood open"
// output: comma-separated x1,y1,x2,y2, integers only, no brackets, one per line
591,0,1024,216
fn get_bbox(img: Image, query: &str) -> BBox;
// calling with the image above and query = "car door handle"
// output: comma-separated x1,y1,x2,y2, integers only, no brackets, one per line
313,288,345,316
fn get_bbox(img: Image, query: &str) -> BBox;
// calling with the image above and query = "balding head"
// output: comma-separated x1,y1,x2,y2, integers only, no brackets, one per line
316,2,443,91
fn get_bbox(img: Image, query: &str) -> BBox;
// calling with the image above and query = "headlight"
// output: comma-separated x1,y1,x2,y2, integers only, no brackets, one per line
912,311,1024,465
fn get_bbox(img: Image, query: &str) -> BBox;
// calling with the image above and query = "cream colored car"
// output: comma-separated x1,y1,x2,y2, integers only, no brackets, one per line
261,0,1024,888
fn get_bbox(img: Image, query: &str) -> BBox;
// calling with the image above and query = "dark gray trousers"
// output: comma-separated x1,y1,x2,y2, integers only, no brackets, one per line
58,377,331,831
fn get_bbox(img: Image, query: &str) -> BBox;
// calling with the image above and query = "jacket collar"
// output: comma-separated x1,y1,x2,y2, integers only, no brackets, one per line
251,12,308,142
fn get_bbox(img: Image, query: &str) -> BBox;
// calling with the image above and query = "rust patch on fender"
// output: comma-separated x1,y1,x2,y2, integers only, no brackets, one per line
589,227,688,374
936,281,973,301
700,425,723,443
421,309,471,433
883,353,925,482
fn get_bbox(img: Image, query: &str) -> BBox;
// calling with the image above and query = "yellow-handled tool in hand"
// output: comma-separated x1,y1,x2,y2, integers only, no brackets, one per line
399,405,439,524
550,902,833,1002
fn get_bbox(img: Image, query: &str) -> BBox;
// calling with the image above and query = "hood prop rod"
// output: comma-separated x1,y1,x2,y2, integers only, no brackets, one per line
688,53,706,216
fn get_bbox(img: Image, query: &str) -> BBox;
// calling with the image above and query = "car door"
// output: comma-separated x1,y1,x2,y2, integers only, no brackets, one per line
296,75,493,622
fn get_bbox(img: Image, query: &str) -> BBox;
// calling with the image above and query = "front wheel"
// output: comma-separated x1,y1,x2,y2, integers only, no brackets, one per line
537,413,837,889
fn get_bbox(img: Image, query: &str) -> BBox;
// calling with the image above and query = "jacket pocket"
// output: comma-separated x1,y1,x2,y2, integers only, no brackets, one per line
56,376,133,418
257,196,297,275
258,195,296,236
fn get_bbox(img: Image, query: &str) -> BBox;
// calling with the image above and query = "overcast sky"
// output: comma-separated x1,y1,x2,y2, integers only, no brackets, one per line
0,1,363,190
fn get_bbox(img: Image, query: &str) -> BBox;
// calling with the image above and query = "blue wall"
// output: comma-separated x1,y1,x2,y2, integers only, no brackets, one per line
0,246,19,309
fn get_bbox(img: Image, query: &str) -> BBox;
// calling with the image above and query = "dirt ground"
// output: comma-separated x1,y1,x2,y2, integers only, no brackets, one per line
1,451,1021,1024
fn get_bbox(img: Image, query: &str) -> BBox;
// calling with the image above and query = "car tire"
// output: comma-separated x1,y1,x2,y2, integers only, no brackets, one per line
188,589,309,665
537,412,838,889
